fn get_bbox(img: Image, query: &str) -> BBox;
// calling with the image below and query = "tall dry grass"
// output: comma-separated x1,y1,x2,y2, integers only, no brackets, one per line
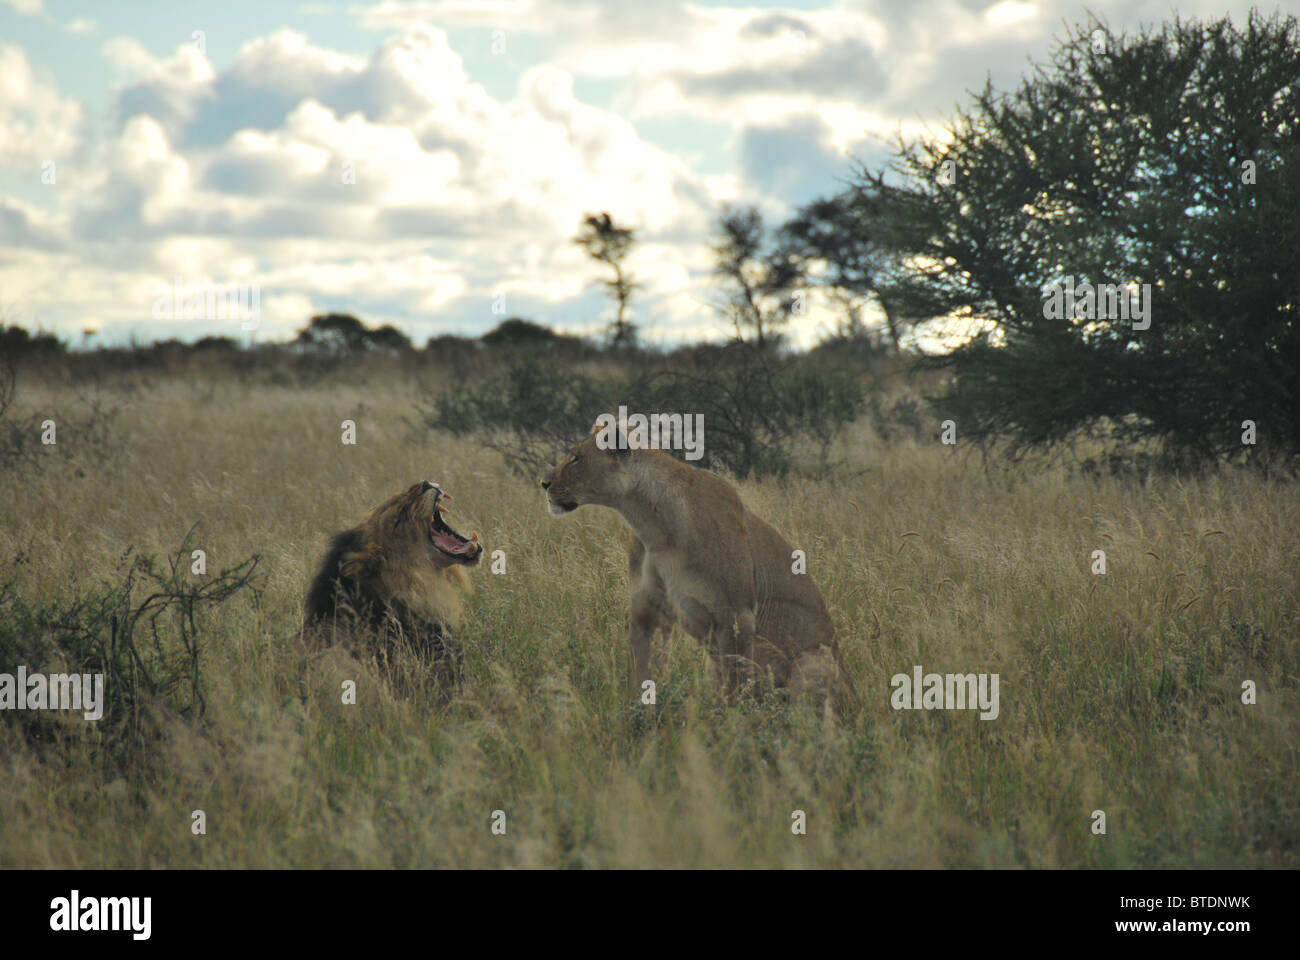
0,364,1296,867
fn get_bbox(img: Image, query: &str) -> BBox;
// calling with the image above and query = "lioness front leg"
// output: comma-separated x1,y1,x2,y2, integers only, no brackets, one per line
686,600,757,693
627,540,664,699
718,607,759,693
627,604,657,699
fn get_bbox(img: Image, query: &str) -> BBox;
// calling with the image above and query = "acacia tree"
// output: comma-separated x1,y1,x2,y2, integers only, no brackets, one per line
709,205,801,348
574,212,640,347
774,189,908,349
853,11,1300,468
293,313,412,353
293,313,371,352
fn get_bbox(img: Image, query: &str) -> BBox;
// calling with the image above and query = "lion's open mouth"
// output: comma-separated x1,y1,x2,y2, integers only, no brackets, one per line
429,494,482,562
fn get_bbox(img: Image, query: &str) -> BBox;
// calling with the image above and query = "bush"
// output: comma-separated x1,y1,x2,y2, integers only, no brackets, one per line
0,324,66,362
0,356,119,474
0,529,260,779
421,343,867,478
421,354,621,478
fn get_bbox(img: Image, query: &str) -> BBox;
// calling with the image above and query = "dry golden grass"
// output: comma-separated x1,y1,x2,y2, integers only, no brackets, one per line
1,366,1297,867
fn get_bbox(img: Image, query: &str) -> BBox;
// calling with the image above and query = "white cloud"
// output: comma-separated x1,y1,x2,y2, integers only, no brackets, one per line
86,27,715,245
102,36,158,76
0,44,83,166
3,25,725,342
984,2,1038,27
101,36,157,76
0,0,43,15
254,292,317,339
9,1,1270,346
0,195,62,249
356,2,888,130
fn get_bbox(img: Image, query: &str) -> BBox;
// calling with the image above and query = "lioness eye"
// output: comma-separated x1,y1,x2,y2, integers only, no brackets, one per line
569,454,582,464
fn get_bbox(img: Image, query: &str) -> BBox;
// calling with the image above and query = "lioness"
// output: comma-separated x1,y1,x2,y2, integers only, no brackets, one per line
303,480,482,695
541,427,855,713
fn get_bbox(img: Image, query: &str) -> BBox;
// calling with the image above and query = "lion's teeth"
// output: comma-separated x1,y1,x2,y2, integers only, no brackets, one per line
470,532,479,542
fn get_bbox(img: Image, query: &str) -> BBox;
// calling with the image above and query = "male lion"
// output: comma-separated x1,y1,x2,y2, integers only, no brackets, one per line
541,427,856,714
303,480,482,695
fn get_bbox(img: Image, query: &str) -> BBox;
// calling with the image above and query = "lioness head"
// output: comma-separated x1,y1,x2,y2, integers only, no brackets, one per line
349,480,483,574
540,427,628,516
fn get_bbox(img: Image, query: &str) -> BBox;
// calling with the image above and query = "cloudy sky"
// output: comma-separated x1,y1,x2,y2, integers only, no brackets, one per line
0,0,1272,348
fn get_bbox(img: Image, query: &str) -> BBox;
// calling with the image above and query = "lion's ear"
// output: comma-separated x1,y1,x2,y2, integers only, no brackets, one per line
340,542,383,578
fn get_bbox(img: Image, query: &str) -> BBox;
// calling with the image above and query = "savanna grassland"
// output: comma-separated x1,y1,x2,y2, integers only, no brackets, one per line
1,354,1297,868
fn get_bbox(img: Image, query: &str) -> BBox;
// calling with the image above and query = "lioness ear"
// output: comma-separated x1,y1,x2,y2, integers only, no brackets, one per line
340,542,383,578
591,413,630,456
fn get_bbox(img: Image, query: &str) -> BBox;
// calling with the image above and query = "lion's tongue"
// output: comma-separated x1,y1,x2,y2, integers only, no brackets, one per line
434,531,476,555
